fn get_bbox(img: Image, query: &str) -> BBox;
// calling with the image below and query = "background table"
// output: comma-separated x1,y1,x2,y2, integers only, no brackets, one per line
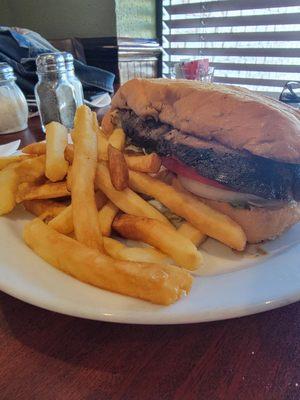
0,118,299,400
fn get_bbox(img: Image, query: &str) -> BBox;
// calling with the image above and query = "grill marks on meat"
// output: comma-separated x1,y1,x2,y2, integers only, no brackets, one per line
119,109,300,201
160,131,297,201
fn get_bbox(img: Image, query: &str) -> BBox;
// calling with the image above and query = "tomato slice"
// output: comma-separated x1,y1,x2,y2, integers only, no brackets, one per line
162,157,228,190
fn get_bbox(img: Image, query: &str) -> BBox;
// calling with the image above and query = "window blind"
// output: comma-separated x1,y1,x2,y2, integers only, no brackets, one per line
162,0,300,97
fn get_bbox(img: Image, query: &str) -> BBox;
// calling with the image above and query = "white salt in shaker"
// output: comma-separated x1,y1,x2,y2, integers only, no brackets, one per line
0,63,28,134
62,52,84,107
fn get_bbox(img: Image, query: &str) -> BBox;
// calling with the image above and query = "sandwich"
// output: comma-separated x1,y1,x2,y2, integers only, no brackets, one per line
104,78,300,243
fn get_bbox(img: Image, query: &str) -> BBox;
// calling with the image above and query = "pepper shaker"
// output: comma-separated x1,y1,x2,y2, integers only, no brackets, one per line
34,53,77,131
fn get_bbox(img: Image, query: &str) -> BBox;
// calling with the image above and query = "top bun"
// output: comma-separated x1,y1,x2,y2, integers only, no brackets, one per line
111,78,300,163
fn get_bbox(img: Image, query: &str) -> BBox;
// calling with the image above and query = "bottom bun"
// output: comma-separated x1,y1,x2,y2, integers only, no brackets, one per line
199,198,300,243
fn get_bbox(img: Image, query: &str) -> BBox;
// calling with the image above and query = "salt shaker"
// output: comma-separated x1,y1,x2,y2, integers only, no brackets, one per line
34,53,77,131
0,62,28,134
62,52,84,107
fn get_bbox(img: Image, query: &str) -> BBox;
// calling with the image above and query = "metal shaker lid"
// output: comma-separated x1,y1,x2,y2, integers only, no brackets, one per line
36,52,66,73
62,52,75,71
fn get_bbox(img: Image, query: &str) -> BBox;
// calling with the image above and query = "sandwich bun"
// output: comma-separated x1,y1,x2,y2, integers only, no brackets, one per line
199,198,300,243
111,78,300,163
108,78,300,243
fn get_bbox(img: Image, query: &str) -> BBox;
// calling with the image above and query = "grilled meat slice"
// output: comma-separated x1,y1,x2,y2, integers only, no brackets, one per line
159,130,297,201
120,111,171,152
119,109,300,201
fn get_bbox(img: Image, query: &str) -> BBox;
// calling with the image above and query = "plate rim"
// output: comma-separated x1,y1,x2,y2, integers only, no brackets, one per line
0,267,299,324
1,211,300,324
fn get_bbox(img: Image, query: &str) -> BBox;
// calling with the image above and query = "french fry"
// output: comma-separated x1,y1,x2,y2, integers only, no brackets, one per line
15,155,46,183
45,122,69,182
177,222,207,247
64,144,74,164
98,201,119,236
125,153,161,173
172,177,232,246
0,154,34,171
94,190,108,210
0,162,19,215
97,129,109,161
24,218,193,305
21,141,72,164
66,165,72,192
128,170,247,251
49,190,107,234
58,129,126,165
108,144,129,190
16,181,70,203
173,179,209,246
103,237,168,264
97,128,125,161
113,214,203,270
103,236,124,253
95,162,172,227
101,110,116,135
71,105,103,250
101,110,121,135
48,204,73,234
22,141,46,155
109,128,125,151
23,199,67,221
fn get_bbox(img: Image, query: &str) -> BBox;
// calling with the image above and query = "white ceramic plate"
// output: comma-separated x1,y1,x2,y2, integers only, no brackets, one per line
1,207,300,324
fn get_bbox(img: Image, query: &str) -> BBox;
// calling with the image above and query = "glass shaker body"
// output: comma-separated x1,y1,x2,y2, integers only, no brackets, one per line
0,63,28,134
34,53,77,131
63,52,84,107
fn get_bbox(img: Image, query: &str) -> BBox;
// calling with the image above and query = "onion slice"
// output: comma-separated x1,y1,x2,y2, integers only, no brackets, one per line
178,175,285,208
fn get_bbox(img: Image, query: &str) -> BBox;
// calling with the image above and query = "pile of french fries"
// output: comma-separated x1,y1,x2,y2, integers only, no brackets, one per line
0,105,246,305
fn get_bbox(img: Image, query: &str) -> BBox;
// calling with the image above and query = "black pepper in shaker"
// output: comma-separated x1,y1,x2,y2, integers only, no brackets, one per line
34,52,77,131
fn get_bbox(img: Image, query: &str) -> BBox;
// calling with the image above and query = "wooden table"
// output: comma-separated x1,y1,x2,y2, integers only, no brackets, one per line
0,118,299,400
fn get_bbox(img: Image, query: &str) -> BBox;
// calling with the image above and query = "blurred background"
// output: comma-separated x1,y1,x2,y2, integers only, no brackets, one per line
0,0,160,91
1,0,299,99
